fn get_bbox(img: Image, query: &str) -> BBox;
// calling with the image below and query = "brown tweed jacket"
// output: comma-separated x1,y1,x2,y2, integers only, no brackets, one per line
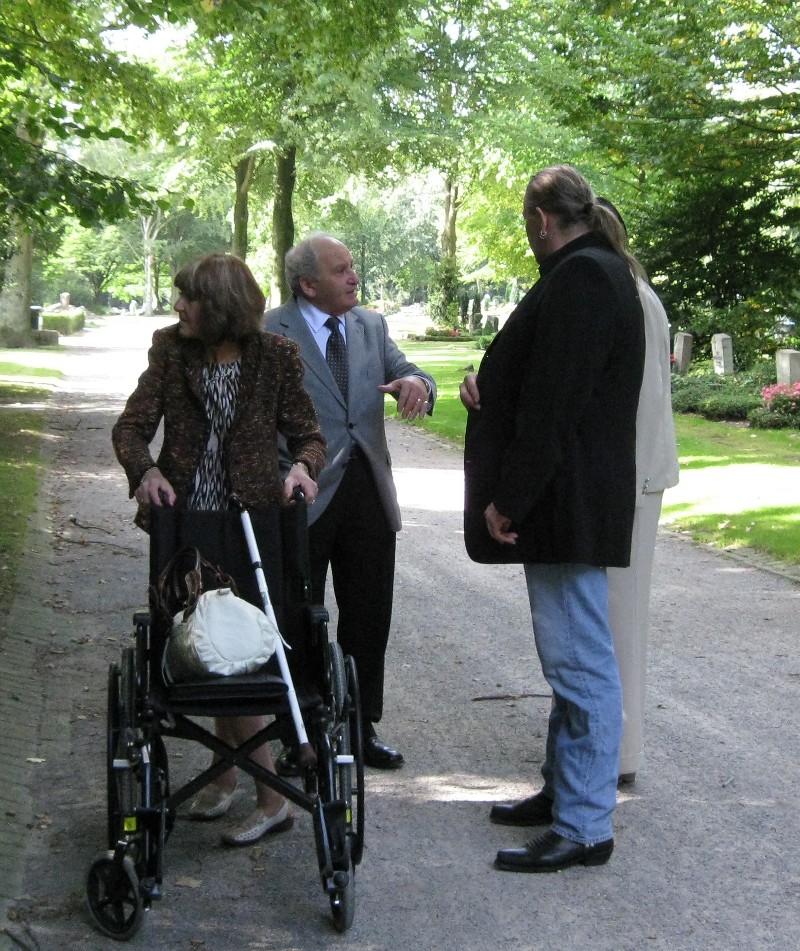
112,324,326,531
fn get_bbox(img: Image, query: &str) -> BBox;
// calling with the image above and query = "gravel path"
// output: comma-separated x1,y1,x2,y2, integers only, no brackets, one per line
1,316,798,951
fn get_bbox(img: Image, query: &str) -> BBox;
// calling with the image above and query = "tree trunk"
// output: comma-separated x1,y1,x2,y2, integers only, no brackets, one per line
232,154,257,260
0,223,34,347
359,235,367,304
153,260,161,311
270,146,296,306
441,174,459,265
429,172,461,326
0,118,36,345
140,211,163,318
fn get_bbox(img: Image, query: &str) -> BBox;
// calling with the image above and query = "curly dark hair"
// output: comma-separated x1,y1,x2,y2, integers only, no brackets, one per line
173,253,266,345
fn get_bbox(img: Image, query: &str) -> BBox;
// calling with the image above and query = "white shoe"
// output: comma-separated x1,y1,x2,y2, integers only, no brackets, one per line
187,783,236,820
221,802,294,846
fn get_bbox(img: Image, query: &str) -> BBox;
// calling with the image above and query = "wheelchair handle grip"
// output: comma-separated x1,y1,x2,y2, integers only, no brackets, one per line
228,490,306,510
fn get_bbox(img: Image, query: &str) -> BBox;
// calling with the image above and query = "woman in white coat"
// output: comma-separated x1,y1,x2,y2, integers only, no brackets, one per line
600,199,680,783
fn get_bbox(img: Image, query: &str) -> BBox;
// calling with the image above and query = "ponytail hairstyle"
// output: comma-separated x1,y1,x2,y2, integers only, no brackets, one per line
594,197,649,283
524,165,646,280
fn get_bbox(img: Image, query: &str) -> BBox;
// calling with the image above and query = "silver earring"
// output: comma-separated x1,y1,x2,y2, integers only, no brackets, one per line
538,230,547,240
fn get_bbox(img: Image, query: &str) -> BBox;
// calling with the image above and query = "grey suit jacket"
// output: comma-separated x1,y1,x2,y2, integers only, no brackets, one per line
265,300,436,530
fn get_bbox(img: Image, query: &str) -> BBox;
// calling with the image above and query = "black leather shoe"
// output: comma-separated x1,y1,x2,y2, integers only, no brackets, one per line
490,792,553,826
495,829,614,873
275,746,301,778
362,735,404,770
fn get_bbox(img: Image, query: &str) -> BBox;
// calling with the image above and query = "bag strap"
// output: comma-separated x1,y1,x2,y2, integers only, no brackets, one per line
151,545,239,622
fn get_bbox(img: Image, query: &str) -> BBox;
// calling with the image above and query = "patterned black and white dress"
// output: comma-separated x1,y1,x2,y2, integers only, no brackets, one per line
187,360,241,511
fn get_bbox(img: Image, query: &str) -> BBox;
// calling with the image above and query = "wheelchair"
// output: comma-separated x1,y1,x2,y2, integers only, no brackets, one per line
85,498,365,940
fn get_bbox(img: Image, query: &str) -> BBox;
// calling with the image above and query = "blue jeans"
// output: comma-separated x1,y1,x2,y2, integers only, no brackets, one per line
524,563,622,845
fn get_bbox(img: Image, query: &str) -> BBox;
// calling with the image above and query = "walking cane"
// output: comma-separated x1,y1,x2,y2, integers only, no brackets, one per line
230,494,316,769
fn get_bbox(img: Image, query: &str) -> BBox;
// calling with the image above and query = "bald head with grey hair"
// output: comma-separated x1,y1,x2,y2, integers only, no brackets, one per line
285,231,341,298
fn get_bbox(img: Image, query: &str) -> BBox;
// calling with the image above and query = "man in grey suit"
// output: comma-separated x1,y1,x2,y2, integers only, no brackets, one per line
265,233,436,769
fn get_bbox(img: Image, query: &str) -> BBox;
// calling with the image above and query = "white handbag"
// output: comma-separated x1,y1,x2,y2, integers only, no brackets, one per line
163,586,285,684
154,546,286,685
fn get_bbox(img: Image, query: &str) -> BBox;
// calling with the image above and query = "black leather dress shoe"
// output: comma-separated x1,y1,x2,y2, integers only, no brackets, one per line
495,829,614,873
489,792,553,826
362,735,404,769
275,746,301,778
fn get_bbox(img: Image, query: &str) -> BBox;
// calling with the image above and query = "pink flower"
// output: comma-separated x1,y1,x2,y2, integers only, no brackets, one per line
761,381,800,407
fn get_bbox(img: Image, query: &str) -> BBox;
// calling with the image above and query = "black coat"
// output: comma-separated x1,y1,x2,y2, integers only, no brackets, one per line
464,233,645,567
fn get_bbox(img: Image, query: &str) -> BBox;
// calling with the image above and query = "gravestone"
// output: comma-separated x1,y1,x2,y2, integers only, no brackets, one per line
712,333,734,375
776,349,800,385
673,332,693,373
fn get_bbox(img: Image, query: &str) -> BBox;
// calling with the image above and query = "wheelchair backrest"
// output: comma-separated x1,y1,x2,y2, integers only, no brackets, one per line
147,505,318,683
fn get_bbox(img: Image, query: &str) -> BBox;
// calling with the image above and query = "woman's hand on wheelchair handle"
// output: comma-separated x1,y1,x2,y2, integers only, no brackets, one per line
135,467,177,508
284,464,318,504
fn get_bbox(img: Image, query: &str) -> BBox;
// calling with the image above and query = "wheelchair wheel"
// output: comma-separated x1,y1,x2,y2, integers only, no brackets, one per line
318,642,353,808
106,661,121,850
151,733,174,839
325,640,347,719
315,723,356,933
86,851,144,940
345,655,365,867
312,642,359,931
330,857,355,933
329,717,356,933
107,649,140,850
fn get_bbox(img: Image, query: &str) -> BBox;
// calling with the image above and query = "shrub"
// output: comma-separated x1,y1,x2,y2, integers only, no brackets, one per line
671,366,776,421
697,387,762,420
749,382,800,429
735,360,777,390
428,260,460,328
42,311,85,336
416,328,473,341
671,371,719,414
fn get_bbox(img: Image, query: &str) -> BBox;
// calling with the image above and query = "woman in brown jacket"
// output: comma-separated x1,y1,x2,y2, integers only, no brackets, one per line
113,252,326,846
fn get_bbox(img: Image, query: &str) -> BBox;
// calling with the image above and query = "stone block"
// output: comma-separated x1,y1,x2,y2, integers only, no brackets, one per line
712,333,734,375
34,329,59,346
673,332,693,373
776,349,800,385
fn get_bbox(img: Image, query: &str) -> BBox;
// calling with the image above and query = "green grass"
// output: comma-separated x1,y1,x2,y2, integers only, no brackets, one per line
664,506,800,564
0,361,64,379
0,391,47,608
392,340,478,443
394,341,800,566
671,413,800,469
663,415,800,564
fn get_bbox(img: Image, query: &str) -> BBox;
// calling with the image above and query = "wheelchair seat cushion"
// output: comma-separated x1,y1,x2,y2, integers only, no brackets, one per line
166,669,289,704
160,667,321,718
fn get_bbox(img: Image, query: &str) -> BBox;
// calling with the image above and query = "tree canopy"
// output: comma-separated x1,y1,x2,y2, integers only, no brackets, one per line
2,0,798,362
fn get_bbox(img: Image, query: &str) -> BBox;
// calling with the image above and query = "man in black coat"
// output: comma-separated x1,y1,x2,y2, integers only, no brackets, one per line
461,166,644,873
